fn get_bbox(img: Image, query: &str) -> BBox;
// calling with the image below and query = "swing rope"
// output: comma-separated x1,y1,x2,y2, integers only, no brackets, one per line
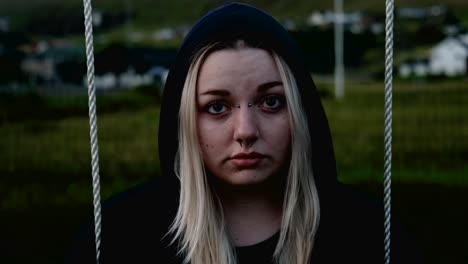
82,0,102,263
384,0,394,263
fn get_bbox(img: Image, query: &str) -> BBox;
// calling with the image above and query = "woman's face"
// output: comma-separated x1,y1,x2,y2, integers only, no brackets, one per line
196,47,291,186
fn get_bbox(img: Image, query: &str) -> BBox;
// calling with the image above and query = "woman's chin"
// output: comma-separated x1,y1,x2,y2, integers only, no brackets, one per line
220,170,272,186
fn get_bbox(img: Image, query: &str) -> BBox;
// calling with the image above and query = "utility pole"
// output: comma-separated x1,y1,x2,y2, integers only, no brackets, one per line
334,0,345,99
125,0,133,41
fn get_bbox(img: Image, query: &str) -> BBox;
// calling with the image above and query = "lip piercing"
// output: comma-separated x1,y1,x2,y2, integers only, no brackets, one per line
235,103,253,108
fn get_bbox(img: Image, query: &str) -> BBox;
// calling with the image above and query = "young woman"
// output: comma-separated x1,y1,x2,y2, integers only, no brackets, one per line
170,38,319,263
68,3,420,264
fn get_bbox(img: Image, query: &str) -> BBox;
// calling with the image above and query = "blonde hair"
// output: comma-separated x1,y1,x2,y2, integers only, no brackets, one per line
169,40,320,264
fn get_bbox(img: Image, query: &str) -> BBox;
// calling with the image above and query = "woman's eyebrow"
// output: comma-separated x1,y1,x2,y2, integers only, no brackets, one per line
199,81,283,96
199,89,230,96
257,81,283,92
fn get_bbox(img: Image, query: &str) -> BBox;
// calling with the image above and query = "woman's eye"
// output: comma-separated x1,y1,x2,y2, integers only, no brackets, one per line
260,95,285,110
206,102,228,114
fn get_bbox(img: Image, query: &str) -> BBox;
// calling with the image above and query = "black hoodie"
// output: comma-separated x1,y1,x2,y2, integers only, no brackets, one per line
67,3,422,264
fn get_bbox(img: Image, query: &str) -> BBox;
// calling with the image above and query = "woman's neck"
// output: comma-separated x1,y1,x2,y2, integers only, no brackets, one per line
214,177,285,247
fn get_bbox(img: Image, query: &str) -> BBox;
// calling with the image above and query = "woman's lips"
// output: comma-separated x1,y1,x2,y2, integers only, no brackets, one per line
230,152,265,167
231,157,263,167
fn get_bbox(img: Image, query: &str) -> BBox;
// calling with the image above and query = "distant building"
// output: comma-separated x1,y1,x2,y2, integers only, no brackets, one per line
399,58,430,78
430,33,468,76
91,65,164,90
397,5,447,20
307,11,363,28
93,11,103,27
91,44,175,90
20,40,85,84
147,66,169,88
153,27,176,41
399,33,468,78
306,10,385,35
119,66,153,89
21,57,55,82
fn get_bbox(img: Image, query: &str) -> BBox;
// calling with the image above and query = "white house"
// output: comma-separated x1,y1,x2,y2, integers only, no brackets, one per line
89,66,168,90
119,66,153,89
399,59,430,78
430,33,468,76
397,5,447,19
307,11,363,28
93,11,103,27
152,27,176,41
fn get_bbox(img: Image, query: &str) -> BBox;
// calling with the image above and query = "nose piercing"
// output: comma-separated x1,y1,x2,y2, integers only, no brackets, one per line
237,139,253,148
235,103,253,108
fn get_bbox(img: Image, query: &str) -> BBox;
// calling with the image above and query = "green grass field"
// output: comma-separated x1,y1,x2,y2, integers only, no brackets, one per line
0,79,467,263
323,79,468,186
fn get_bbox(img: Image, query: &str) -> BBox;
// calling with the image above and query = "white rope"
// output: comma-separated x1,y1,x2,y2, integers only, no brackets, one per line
82,0,102,262
384,0,394,263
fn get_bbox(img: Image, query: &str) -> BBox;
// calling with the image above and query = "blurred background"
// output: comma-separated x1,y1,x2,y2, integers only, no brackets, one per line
0,0,466,263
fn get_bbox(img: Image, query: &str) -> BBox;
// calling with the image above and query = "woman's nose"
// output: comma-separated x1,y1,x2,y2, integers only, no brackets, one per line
233,106,259,148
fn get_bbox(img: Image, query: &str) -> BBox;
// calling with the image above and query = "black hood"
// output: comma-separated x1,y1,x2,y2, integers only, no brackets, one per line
158,2,338,198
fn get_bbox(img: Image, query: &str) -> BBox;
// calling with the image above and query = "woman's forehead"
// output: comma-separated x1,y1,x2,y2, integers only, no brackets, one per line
197,48,281,94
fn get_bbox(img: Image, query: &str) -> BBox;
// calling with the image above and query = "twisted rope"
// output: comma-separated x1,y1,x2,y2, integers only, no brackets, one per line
384,0,394,263
82,0,102,263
